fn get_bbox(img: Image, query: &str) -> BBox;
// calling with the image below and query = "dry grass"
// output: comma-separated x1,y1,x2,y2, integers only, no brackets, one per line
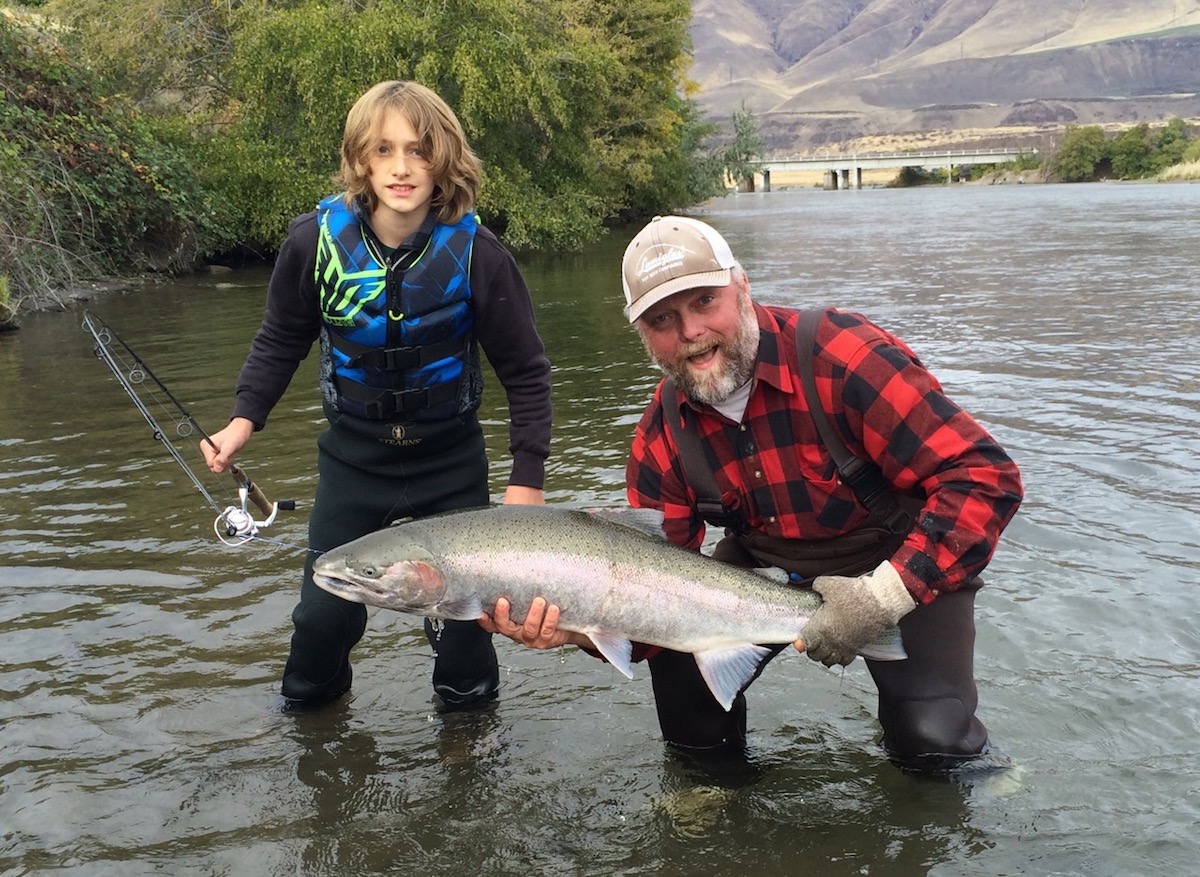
1158,160,1200,181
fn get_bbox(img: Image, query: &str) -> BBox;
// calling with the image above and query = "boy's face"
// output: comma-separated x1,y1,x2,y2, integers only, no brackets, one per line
367,108,435,237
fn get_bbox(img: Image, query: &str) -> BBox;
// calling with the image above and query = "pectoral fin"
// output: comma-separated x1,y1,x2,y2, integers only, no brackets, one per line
435,594,485,621
588,632,636,679
693,645,774,711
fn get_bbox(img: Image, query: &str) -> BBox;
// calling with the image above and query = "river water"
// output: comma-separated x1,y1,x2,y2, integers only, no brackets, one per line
2,182,1198,876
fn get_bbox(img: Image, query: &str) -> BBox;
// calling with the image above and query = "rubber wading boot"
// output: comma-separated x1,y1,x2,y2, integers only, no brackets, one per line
879,695,994,774
280,661,353,709
426,619,500,712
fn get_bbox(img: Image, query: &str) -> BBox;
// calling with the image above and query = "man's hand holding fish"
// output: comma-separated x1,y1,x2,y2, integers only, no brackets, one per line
481,596,586,650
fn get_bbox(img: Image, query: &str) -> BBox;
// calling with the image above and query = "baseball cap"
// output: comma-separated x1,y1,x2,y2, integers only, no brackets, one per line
621,215,736,322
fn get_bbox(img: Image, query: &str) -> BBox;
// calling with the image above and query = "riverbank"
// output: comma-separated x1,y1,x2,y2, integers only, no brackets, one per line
0,276,154,333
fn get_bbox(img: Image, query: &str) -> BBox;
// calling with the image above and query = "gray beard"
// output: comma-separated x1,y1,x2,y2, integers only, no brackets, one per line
648,297,760,406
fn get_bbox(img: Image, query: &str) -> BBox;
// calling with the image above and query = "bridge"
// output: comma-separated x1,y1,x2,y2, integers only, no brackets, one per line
754,147,1037,191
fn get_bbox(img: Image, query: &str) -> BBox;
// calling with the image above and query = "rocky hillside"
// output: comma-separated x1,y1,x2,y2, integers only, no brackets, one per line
688,0,1200,154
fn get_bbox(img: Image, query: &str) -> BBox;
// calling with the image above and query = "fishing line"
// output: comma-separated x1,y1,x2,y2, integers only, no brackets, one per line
82,311,297,547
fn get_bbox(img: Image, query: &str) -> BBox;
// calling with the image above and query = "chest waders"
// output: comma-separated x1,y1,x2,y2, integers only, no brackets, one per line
650,309,989,770
281,206,498,712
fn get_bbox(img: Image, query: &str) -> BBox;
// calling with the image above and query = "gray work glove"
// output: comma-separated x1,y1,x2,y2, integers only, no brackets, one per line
800,560,917,667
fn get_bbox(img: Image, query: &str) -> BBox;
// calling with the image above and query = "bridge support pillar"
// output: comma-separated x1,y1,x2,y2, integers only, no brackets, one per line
824,170,839,190
761,169,771,193
853,166,863,189
839,168,851,190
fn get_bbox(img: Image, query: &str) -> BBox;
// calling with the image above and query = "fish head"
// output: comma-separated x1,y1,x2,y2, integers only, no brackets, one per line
312,536,447,613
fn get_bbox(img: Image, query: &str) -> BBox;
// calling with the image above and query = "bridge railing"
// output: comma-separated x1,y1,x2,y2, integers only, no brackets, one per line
761,147,1037,165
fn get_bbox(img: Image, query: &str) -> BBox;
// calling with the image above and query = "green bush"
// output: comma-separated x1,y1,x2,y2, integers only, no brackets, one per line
222,0,718,252
1051,125,1108,181
889,166,946,187
0,16,234,298
1049,119,1197,181
3,0,726,282
1109,124,1154,179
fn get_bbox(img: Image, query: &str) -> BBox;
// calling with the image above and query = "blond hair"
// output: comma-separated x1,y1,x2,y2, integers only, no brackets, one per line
337,81,481,224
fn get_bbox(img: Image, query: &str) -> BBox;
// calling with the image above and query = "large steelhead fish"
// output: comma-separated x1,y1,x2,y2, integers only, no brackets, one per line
312,505,906,710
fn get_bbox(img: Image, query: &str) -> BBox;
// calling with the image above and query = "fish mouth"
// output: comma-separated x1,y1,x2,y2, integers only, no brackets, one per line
311,569,387,599
312,571,360,597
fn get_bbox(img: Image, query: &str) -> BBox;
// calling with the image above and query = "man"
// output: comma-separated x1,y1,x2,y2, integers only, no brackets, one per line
485,215,1022,771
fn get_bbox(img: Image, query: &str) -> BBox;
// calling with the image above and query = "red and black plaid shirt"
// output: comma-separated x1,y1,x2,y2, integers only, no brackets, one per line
626,305,1023,604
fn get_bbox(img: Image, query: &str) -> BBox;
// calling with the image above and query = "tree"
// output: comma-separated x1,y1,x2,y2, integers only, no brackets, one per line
634,96,726,215
0,16,226,299
43,0,236,108
1150,117,1191,172
1051,125,1107,182
217,0,718,251
1109,124,1154,179
8,0,726,262
722,102,765,191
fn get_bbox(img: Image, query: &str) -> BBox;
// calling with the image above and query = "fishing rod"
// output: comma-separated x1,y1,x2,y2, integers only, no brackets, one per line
82,311,296,546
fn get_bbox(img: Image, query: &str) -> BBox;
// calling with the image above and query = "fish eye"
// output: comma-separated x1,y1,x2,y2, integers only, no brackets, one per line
361,565,378,577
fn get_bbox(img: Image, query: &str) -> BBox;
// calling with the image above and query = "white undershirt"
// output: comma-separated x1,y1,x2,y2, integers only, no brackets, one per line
710,379,754,423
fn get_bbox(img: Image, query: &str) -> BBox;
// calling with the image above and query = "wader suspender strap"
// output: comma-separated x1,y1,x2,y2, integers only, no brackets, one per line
660,380,749,533
661,310,912,536
795,309,912,535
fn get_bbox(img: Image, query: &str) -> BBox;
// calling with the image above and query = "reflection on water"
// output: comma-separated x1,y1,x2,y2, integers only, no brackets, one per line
2,182,1199,875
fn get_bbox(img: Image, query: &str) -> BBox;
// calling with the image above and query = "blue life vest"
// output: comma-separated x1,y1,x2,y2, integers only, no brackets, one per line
314,194,479,421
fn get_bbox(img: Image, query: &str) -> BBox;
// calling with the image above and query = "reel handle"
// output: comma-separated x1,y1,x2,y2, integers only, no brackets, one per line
229,463,275,517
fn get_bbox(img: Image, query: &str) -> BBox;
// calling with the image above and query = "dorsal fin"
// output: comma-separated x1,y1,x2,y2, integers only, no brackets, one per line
583,507,667,540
